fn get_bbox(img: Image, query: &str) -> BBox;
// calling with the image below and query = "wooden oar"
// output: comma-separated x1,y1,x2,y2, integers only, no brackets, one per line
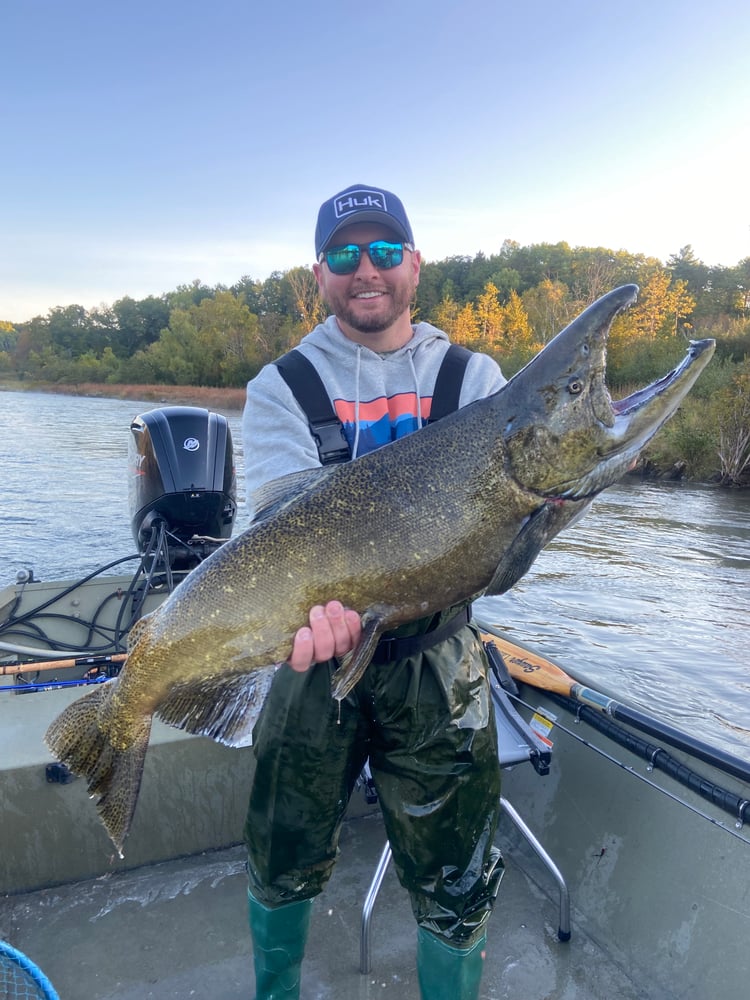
0,653,127,676
477,621,750,786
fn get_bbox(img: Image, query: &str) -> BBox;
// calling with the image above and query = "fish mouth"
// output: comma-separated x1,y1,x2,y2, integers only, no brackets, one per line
554,338,716,500
593,337,716,475
502,284,716,500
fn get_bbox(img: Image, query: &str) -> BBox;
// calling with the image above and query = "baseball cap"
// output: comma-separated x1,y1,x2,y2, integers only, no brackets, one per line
315,184,414,257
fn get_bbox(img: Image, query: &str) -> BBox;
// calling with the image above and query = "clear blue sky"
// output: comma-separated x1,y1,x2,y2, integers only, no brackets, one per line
3,0,749,323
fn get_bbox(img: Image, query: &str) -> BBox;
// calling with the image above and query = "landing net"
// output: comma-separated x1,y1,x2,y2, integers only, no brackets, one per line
0,942,60,1000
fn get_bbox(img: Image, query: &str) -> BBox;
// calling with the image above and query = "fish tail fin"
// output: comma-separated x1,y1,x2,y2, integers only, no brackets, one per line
45,683,151,857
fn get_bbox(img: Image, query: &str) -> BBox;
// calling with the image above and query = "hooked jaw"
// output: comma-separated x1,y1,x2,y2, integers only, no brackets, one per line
608,336,715,460
502,285,715,501
557,337,716,499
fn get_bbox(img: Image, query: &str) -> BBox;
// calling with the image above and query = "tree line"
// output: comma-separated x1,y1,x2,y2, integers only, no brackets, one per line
2,240,749,484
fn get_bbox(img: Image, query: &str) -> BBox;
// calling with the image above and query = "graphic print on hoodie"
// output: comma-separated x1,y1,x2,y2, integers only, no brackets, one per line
241,316,507,516
333,390,432,454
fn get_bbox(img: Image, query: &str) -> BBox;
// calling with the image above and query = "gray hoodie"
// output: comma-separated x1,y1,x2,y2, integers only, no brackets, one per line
242,316,506,518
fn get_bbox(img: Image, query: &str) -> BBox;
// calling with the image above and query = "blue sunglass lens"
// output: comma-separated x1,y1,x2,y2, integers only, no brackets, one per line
325,241,405,275
369,241,404,269
326,245,362,274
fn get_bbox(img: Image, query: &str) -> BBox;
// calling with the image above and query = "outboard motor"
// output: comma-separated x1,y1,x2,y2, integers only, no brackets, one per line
128,406,237,570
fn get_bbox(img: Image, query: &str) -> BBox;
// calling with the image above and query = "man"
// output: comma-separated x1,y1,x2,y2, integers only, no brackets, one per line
241,184,507,999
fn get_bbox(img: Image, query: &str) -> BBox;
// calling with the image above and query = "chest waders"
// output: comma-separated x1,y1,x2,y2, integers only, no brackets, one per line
246,344,504,1000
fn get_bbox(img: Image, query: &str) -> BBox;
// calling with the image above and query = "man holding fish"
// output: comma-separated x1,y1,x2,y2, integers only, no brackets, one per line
45,179,714,995
241,184,507,999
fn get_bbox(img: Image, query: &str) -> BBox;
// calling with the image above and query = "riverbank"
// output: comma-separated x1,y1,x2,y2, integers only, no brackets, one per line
0,379,247,414
2,378,747,487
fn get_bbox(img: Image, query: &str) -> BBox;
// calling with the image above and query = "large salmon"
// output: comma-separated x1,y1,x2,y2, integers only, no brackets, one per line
45,284,715,854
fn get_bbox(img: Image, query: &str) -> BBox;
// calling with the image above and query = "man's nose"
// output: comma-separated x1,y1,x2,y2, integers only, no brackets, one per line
353,250,379,277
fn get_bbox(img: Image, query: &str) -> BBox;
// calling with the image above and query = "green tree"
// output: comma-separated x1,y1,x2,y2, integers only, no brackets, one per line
99,295,170,357
47,305,93,357
521,279,573,343
667,245,710,297
140,291,266,386
166,280,217,311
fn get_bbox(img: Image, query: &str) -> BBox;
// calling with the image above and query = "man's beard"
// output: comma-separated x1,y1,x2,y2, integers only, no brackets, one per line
322,281,415,335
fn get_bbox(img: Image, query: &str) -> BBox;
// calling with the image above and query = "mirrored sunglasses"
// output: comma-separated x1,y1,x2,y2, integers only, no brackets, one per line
319,240,415,276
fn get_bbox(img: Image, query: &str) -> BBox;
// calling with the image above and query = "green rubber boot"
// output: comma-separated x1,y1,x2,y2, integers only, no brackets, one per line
416,928,487,1000
247,891,313,999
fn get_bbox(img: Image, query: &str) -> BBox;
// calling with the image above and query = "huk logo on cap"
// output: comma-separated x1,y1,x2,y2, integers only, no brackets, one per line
334,189,387,219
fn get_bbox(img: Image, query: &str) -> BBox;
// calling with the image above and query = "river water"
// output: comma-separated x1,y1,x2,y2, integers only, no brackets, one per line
2,389,749,756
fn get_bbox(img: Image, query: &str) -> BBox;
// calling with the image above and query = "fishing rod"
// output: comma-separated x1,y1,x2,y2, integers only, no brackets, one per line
545,690,749,829
0,653,127,677
476,619,750,787
0,676,109,693
480,631,750,833
506,685,750,841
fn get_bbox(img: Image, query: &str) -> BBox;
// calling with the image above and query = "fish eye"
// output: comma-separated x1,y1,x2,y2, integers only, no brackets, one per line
567,377,583,395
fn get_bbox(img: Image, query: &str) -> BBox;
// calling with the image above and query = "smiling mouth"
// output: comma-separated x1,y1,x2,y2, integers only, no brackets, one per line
354,290,386,299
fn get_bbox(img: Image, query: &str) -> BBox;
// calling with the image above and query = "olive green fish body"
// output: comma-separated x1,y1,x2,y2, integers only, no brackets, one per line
45,285,716,854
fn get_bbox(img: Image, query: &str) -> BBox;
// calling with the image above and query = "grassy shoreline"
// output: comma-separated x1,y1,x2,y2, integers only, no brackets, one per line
3,378,741,487
1,379,247,415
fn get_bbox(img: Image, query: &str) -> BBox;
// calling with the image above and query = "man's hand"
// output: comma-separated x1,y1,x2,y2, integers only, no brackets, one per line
288,600,362,672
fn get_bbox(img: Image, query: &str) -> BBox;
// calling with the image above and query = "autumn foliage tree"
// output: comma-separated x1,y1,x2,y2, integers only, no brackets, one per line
3,240,749,484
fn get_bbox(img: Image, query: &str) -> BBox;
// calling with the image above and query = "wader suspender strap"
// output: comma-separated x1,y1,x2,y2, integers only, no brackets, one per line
274,343,472,464
369,603,472,663
274,350,352,465
426,343,472,423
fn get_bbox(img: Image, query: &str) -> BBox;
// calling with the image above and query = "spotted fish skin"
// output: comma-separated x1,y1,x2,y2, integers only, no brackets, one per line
45,285,715,854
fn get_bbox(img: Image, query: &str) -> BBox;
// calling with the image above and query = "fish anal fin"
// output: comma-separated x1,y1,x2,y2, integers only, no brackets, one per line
155,666,278,748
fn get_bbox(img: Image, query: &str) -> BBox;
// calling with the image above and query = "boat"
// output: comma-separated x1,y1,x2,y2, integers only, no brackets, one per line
1,405,748,999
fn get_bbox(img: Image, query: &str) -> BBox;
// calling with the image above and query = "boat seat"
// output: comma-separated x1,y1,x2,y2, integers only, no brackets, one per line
359,639,571,974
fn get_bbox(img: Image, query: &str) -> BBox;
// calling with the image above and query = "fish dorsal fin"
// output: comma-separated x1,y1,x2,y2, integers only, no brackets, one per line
252,467,338,523
155,665,278,747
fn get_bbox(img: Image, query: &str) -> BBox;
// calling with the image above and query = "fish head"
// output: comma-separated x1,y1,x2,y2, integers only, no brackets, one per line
499,284,715,500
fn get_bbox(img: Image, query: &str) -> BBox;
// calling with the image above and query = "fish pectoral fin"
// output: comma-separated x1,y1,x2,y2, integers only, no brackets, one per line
330,606,395,701
484,498,592,595
155,665,278,748
484,502,564,596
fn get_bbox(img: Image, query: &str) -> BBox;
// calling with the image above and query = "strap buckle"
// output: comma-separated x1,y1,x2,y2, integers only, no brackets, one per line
311,419,351,465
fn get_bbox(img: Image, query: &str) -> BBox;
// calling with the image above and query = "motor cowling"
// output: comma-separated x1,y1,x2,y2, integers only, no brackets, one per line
128,406,236,567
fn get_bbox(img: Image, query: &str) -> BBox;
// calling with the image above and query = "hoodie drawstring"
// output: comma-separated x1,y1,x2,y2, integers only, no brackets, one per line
406,348,424,428
351,345,362,459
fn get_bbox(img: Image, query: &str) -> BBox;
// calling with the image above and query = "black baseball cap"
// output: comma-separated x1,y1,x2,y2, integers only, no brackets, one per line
315,184,414,257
